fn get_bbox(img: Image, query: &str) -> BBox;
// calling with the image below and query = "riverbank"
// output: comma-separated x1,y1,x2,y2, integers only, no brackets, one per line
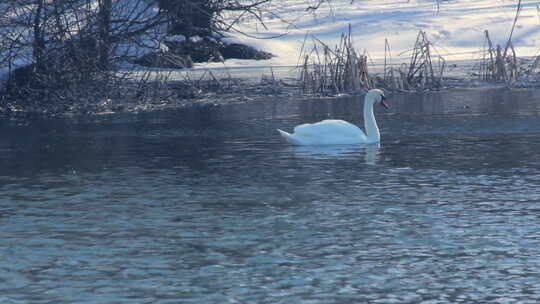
0,82,531,124
2,58,540,124
4,0,540,124
3,81,540,127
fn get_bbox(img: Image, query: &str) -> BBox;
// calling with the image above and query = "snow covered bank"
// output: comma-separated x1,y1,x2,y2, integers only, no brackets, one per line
206,0,540,69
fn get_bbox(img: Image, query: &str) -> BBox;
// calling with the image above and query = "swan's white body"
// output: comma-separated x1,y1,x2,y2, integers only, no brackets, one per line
277,89,389,145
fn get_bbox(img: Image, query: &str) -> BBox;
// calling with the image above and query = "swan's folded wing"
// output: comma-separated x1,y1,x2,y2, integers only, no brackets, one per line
293,119,366,139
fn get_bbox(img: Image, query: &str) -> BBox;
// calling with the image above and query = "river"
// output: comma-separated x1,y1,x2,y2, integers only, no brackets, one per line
2,88,540,303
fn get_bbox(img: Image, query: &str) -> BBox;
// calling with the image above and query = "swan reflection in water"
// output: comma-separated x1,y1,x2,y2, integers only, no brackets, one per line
292,143,381,164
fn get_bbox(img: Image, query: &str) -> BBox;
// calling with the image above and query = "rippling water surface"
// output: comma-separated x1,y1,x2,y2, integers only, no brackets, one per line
2,90,540,303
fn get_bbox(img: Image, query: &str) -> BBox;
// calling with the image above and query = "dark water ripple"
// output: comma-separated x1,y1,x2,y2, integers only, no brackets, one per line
2,93,540,303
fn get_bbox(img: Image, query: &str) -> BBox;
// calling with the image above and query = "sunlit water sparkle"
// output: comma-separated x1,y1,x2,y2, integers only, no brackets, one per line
2,89,540,303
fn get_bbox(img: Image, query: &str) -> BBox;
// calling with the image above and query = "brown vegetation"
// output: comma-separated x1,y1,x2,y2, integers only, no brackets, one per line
297,28,445,95
298,26,369,95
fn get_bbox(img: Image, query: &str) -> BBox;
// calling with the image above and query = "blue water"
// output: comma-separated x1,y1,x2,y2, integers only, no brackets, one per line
2,90,540,303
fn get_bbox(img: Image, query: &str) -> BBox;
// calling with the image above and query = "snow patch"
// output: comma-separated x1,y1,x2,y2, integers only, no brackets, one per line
190,36,203,43
215,0,540,67
167,35,186,43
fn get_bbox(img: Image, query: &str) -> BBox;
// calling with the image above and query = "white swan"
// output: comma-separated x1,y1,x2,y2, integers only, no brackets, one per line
277,89,389,145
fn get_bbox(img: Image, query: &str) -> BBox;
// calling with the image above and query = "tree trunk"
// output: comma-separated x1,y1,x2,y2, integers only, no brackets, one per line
98,0,112,69
33,0,46,69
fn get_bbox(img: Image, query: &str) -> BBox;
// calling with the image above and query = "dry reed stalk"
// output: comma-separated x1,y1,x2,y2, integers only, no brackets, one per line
504,0,522,58
405,31,441,90
296,24,369,95
526,55,540,76
260,67,281,94
480,30,519,86
298,29,445,94
384,38,390,81
480,30,496,81
438,56,446,88
478,1,522,86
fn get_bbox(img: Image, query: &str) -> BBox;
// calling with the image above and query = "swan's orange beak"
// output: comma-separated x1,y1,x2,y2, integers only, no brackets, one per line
380,96,390,110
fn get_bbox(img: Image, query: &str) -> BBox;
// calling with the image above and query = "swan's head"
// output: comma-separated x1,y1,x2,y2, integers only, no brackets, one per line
366,89,390,110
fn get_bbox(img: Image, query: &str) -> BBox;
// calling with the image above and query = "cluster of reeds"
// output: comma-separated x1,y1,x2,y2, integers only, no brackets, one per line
476,0,526,87
406,31,445,90
298,28,446,94
131,65,241,103
297,26,370,94
378,31,444,91
260,68,283,94
478,30,519,85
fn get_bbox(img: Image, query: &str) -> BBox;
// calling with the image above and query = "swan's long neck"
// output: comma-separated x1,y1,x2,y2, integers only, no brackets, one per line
363,98,380,142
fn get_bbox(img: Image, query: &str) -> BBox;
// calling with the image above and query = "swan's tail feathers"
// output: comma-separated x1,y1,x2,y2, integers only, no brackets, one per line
277,129,291,141
277,129,299,145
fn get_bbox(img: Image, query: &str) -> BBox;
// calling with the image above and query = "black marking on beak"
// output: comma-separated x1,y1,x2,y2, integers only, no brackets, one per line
380,94,390,110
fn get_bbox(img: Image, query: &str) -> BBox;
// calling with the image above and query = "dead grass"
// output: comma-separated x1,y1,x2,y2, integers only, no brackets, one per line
297,28,445,94
297,25,370,95
479,30,519,86
379,31,444,92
